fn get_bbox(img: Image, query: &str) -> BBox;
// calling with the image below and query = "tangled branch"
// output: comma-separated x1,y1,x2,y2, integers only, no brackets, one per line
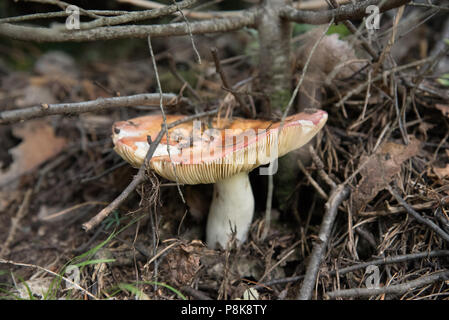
0,0,411,42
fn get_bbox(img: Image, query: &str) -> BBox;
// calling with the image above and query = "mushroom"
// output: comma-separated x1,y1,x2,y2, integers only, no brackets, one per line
112,110,327,249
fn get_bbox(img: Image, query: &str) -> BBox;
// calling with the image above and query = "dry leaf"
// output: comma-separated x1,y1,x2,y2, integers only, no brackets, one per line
433,165,449,179
435,104,449,118
162,242,203,286
0,120,67,187
352,137,421,213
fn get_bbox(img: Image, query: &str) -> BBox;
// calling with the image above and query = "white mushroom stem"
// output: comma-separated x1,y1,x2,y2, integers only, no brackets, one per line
206,172,254,249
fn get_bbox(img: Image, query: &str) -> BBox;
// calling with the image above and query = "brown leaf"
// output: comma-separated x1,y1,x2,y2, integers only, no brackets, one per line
436,104,449,118
162,242,203,286
352,137,421,213
433,164,449,179
0,120,67,187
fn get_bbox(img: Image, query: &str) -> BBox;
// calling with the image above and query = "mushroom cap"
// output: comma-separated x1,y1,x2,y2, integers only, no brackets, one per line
112,110,327,184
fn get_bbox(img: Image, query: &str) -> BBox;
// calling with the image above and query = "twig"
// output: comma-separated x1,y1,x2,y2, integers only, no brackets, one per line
297,184,350,300
297,159,329,200
387,184,449,243
308,145,338,189
325,270,449,299
282,19,334,119
330,250,449,277
171,0,201,64
254,250,449,289
262,18,334,241
19,0,100,19
117,0,242,20
0,258,98,300
359,200,437,217
82,108,219,232
81,161,128,184
78,0,197,30
0,10,128,24
280,0,412,24
167,54,202,102
181,286,213,300
336,56,435,108
326,0,379,60
0,189,32,257
148,35,185,204
407,2,449,12
0,10,257,42
210,47,251,117
0,93,183,125
0,1,411,42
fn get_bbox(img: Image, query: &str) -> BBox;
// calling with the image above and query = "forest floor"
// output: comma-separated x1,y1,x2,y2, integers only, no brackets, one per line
0,2,449,300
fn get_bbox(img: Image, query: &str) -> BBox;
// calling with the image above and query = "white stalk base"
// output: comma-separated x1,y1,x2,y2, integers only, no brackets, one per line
206,172,255,249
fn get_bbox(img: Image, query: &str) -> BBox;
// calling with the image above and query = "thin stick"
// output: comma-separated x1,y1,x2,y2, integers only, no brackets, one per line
148,35,185,204
330,250,449,277
82,108,218,232
297,184,350,300
171,0,201,64
297,159,329,200
387,184,449,243
0,258,97,300
253,250,449,289
325,270,449,299
0,93,183,125
167,54,202,102
210,47,251,117
181,286,213,300
0,189,32,257
262,18,334,242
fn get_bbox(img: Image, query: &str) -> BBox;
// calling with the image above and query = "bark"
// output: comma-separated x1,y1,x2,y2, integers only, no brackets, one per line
256,0,293,116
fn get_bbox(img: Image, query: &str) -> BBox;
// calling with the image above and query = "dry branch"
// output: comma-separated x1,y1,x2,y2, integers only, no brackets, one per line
387,184,449,243
281,0,412,24
78,0,197,30
0,0,413,42
325,270,449,299
0,11,257,42
0,93,183,125
297,184,350,300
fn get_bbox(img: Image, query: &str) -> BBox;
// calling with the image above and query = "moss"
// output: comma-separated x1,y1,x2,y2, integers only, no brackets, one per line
271,89,292,111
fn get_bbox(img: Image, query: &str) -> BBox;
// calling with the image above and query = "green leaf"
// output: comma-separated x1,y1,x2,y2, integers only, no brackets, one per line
327,23,351,38
293,23,316,36
73,259,115,268
437,73,449,87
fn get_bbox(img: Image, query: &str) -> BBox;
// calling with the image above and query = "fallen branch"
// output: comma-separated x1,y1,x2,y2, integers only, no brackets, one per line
0,93,183,125
325,270,449,299
254,250,449,289
297,184,350,300
281,0,412,24
0,11,257,42
0,0,412,42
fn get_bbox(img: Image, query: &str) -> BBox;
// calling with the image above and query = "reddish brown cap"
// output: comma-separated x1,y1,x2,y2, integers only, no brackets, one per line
113,110,327,184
